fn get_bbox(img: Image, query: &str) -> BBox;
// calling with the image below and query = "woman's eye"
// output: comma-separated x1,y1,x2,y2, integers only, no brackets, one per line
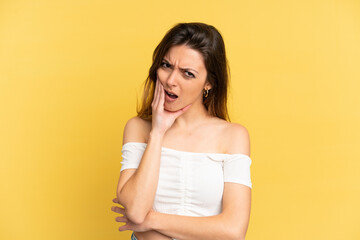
161,62,170,68
185,71,195,78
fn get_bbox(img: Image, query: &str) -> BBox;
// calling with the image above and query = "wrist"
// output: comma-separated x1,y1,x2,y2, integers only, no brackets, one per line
149,130,165,140
147,210,160,231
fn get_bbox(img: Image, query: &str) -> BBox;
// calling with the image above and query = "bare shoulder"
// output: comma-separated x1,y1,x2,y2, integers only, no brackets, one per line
122,116,152,144
223,121,250,156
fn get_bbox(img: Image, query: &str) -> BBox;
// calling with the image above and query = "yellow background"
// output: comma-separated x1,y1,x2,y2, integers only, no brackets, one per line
1,0,359,239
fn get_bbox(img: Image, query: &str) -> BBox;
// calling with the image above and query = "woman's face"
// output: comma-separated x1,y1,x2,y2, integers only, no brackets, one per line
156,44,211,112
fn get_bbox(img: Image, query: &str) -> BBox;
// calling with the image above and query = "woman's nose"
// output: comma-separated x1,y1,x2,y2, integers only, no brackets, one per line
166,69,178,87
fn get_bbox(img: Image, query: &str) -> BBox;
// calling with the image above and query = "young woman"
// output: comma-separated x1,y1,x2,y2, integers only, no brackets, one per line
111,22,252,240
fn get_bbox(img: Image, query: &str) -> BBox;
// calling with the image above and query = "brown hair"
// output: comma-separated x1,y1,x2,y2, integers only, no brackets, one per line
136,22,231,121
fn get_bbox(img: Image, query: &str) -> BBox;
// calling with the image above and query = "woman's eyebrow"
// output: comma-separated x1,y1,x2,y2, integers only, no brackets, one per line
162,58,199,74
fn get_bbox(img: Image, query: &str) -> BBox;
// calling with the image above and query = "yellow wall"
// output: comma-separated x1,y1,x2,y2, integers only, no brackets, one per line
1,0,359,239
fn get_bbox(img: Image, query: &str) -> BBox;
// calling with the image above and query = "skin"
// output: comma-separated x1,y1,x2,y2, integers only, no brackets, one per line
158,44,211,114
112,44,251,240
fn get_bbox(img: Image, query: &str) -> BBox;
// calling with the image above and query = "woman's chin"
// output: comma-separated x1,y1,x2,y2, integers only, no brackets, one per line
164,104,181,112
164,106,177,112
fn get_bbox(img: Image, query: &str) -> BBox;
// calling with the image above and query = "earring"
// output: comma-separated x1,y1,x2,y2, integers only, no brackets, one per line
203,88,209,98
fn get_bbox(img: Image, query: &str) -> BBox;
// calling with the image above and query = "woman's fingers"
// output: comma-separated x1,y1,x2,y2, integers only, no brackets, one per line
159,80,165,107
173,104,192,118
111,206,125,215
118,223,133,232
151,79,158,108
154,78,162,110
115,216,128,222
111,197,136,232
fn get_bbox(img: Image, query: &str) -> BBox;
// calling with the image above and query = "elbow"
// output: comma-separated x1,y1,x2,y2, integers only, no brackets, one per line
233,233,246,240
227,233,245,240
124,208,147,225
227,228,246,240
116,192,148,225
236,236,245,240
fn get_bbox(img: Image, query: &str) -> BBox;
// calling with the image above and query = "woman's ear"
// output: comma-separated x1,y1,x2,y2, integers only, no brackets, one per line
204,81,212,90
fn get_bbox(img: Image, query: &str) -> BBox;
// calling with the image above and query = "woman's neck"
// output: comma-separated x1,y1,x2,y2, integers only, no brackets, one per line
171,101,212,131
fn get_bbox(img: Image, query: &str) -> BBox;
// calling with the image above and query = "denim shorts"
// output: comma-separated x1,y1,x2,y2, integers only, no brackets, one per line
131,232,138,240
131,232,176,240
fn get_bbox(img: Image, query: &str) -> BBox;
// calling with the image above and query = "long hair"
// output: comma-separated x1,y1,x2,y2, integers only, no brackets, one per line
136,22,231,121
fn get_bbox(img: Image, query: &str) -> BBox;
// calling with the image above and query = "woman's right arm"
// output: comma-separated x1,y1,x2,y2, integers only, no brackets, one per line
116,121,164,225
116,78,166,225
116,79,191,225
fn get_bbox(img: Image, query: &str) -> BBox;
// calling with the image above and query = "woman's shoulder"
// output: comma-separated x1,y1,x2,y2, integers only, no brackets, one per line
213,118,250,156
210,117,249,134
125,116,151,128
122,116,152,144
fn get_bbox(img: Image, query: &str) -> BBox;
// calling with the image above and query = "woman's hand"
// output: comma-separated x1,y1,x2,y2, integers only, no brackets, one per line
151,78,191,136
111,198,153,232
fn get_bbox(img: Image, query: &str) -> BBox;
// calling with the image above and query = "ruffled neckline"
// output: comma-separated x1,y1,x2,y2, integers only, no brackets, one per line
122,142,250,158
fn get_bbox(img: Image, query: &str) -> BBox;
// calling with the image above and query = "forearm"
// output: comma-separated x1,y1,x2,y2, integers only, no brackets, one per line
118,131,163,223
149,212,245,240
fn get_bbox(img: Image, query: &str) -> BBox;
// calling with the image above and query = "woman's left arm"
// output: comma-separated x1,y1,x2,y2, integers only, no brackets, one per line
150,183,251,240
113,182,250,240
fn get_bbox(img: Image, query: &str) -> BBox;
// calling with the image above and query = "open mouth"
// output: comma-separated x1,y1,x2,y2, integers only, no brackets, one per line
164,90,178,99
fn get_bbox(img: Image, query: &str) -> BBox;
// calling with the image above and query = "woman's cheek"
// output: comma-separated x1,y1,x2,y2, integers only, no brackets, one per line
157,70,167,84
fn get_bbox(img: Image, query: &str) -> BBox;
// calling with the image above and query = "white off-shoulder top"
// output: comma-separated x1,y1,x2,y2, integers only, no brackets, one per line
120,142,252,217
